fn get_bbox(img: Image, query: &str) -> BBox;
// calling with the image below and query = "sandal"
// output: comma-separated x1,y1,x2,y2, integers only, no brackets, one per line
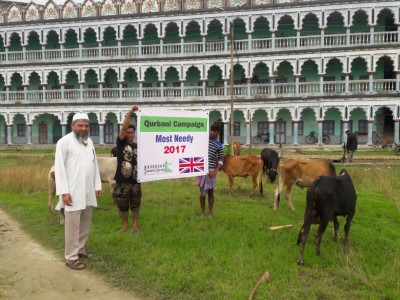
65,259,86,270
78,252,93,259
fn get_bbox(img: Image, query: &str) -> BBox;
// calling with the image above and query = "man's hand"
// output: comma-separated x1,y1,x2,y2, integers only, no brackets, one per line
130,105,138,113
62,194,72,206
96,190,101,198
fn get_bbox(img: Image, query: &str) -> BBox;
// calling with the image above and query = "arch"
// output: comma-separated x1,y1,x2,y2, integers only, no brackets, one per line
62,0,78,19
83,69,99,87
324,58,344,78
374,56,395,79
104,68,119,88
0,35,4,52
252,62,270,83
43,0,59,20
143,23,159,45
184,21,201,42
28,72,42,90
350,57,368,79
300,60,319,82
123,68,139,87
253,16,271,39
349,107,368,133
65,70,79,88
101,0,118,16
374,106,395,136
122,24,138,46
46,71,60,90
206,19,223,41
164,66,180,85
231,64,246,84
81,0,97,18
276,61,295,82
64,28,79,48
144,67,159,85
326,11,346,34
10,73,23,91
376,8,396,32
184,66,201,86
9,32,22,51
232,17,247,40
26,31,41,51
164,22,180,44
276,15,296,37
45,30,60,50
300,13,320,36
102,26,117,46
351,9,369,33
82,27,98,48
206,65,223,86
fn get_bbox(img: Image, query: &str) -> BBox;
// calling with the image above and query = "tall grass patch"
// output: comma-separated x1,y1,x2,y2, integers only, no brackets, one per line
0,155,399,299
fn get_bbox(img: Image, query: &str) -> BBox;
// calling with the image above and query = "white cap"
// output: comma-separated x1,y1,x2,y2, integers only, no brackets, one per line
345,129,350,133
72,113,89,122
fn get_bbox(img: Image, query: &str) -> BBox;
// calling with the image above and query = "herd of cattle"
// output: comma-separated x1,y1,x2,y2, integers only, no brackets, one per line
47,143,357,265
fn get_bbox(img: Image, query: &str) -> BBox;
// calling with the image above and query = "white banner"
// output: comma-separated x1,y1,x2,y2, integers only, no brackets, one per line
136,109,209,182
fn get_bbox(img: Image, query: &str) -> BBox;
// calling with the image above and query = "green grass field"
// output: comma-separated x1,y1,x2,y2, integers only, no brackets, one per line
0,153,399,299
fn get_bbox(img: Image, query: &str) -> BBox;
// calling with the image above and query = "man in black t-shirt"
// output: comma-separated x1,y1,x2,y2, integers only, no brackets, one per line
112,105,142,233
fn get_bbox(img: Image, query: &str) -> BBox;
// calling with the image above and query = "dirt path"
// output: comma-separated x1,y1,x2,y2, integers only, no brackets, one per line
0,208,142,300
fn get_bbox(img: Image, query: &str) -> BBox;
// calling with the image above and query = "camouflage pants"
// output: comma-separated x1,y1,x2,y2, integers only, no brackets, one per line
112,182,142,218
346,150,355,162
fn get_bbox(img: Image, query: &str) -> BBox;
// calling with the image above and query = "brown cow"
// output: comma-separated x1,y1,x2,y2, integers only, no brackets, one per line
232,141,242,156
221,154,263,196
274,158,336,211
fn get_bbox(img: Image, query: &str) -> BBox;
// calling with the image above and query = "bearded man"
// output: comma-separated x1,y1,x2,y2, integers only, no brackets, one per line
55,113,102,270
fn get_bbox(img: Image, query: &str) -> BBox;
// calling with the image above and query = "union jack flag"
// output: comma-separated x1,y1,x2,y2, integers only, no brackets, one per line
179,157,204,173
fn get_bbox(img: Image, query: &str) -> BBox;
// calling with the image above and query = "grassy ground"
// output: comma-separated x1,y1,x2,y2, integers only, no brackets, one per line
0,153,399,299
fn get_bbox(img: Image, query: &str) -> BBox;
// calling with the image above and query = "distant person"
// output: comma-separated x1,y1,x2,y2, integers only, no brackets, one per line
345,129,358,163
55,112,102,270
196,122,224,218
112,105,142,233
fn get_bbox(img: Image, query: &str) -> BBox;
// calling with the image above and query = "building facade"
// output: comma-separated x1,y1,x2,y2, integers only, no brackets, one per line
0,0,399,146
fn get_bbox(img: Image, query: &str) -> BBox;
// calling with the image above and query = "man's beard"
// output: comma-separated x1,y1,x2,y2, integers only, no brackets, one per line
74,131,89,144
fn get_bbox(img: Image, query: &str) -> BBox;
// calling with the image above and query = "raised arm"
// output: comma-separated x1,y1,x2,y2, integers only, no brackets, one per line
119,105,138,140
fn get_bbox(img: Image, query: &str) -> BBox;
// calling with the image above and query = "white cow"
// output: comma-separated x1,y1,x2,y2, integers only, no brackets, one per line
48,156,117,225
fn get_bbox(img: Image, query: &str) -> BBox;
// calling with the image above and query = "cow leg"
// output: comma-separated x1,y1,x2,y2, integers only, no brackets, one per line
258,170,263,196
228,176,234,194
315,219,329,256
273,177,285,211
48,193,54,225
332,216,339,242
284,183,296,211
343,209,355,246
297,222,311,265
249,173,259,196
59,208,65,226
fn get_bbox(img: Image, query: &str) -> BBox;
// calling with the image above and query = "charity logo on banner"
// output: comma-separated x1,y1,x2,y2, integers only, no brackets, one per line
136,109,209,182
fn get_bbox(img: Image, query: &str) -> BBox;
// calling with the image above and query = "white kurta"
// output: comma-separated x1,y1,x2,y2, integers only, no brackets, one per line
55,132,102,212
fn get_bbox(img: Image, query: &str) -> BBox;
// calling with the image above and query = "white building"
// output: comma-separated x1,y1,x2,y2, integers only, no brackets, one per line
0,0,399,146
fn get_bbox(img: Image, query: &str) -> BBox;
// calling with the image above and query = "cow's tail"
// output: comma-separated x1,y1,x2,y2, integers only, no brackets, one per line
274,163,284,209
328,161,336,175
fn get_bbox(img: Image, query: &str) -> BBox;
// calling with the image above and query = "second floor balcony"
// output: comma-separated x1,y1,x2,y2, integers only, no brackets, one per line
1,78,397,105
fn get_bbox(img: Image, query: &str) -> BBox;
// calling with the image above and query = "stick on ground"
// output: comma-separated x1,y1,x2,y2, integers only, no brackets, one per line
248,271,270,300
269,224,293,231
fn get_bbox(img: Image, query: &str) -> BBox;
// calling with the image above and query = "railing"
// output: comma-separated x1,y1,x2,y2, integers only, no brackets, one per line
0,79,397,104
0,31,398,64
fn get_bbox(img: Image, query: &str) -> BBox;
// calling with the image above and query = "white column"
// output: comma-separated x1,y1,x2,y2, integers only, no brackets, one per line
27,124,32,145
61,124,67,136
7,124,12,145
394,120,399,144
245,121,251,145
293,121,299,145
269,122,275,145
367,120,373,145
223,121,229,145
318,121,323,146
99,123,105,145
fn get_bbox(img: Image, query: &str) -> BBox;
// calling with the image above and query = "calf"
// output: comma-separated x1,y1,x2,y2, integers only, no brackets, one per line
260,148,279,183
232,141,242,156
297,169,357,265
221,154,263,196
274,158,336,211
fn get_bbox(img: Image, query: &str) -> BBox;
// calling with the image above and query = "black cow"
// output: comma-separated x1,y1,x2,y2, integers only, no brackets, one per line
297,169,357,265
260,148,279,183
111,146,117,157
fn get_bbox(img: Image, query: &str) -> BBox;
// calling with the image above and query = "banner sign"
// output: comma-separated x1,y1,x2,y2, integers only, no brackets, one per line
136,109,209,182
